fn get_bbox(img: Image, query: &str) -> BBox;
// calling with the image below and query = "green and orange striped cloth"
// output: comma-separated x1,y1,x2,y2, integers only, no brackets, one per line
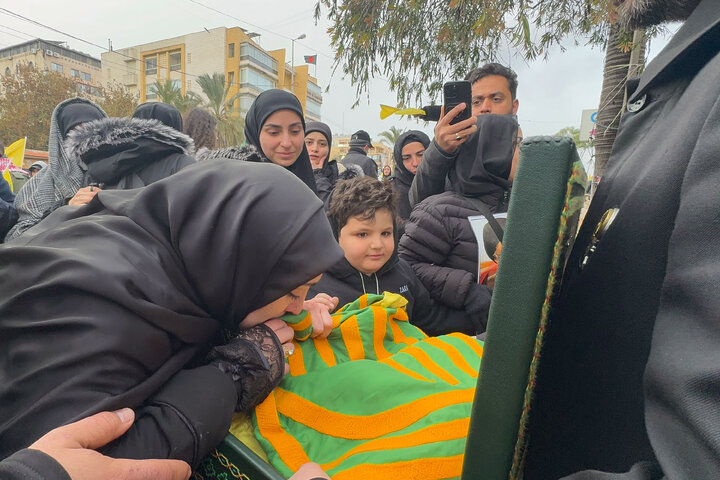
251,293,483,479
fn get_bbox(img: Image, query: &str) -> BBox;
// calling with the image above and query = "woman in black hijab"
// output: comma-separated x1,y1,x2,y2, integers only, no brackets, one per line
0,159,343,467
390,130,431,220
244,89,317,193
133,102,184,131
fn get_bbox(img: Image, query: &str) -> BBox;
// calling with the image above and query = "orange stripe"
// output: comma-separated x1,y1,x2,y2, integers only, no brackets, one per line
275,388,475,439
333,454,464,480
371,307,392,360
389,318,418,346
254,394,310,472
378,357,434,383
358,295,368,309
321,418,470,471
290,312,312,332
340,315,365,361
447,332,484,358
400,346,460,385
313,336,337,367
424,337,479,379
287,340,306,376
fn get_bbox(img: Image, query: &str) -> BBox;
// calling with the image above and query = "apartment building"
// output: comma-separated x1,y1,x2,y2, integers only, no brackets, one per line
101,27,321,121
0,39,102,95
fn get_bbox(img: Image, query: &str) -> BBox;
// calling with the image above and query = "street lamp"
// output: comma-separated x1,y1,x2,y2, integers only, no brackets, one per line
290,33,306,93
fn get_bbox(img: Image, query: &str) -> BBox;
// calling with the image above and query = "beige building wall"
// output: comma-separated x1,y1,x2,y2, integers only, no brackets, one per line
1,40,102,96
102,27,322,119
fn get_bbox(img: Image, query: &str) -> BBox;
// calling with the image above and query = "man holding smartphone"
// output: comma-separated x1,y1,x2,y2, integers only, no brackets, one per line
409,63,520,207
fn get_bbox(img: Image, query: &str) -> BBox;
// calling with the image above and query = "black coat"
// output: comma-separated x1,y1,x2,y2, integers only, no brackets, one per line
309,253,481,336
314,159,340,206
0,449,69,480
0,160,343,466
399,191,504,331
0,178,17,241
65,116,196,190
341,146,378,178
525,2,720,478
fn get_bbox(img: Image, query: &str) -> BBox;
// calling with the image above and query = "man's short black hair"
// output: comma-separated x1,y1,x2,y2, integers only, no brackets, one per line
465,63,519,100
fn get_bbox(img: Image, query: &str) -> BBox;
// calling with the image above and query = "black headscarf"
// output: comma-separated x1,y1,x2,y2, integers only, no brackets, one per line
57,102,106,138
244,89,317,193
133,102,184,131
392,130,431,186
305,121,333,169
448,114,519,202
0,159,343,459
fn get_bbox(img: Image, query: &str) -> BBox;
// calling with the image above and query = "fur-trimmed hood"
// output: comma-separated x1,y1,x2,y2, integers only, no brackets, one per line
195,144,263,163
66,116,194,160
64,116,196,186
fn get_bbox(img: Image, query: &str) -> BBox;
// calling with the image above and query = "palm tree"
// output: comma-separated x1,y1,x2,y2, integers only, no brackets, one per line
377,126,405,147
173,91,203,114
594,25,646,178
196,73,244,147
152,80,181,105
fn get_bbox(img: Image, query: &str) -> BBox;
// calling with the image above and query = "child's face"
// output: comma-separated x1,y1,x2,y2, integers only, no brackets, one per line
338,208,394,275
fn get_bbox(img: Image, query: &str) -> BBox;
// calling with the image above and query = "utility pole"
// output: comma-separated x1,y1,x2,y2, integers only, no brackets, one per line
290,34,306,93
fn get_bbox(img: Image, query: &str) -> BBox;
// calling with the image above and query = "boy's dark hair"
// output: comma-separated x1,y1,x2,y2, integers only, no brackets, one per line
328,176,398,233
465,62,519,100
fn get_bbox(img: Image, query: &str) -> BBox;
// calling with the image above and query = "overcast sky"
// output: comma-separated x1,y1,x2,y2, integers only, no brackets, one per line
0,0,677,141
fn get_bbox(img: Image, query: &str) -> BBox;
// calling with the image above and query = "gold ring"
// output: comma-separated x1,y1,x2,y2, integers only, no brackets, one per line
283,344,295,358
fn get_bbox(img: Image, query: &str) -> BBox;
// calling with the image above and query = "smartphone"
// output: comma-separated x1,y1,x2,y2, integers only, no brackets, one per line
443,80,472,125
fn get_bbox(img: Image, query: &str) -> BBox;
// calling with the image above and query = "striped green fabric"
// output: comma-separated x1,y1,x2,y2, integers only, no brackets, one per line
251,293,484,479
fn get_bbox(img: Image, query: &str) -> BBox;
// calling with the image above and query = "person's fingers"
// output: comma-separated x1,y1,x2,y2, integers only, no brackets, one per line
330,296,339,310
320,309,334,339
109,458,192,480
32,409,135,450
289,462,331,480
265,319,294,344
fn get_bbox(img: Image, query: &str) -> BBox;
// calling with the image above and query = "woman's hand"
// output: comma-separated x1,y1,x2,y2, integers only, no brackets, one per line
264,318,294,374
288,462,331,479
68,186,101,207
303,293,339,339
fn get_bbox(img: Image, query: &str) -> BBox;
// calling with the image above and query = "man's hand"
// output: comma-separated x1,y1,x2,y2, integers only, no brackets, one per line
304,293,339,339
434,103,478,154
68,186,101,207
29,409,191,480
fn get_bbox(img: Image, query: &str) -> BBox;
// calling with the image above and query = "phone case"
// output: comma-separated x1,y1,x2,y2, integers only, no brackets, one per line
443,81,472,125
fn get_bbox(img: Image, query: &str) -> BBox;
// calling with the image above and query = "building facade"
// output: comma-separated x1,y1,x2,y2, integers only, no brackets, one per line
0,39,102,96
102,27,321,121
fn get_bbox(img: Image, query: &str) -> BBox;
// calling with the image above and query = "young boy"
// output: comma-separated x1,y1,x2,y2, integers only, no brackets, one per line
309,176,482,336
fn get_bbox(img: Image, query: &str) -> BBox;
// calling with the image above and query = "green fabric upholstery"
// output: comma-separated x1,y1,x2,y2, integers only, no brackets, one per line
462,137,587,480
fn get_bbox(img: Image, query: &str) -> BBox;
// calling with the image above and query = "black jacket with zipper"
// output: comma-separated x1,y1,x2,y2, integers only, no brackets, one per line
309,251,481,336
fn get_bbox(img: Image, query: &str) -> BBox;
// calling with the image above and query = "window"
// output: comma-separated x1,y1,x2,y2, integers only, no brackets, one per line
169,51,181,71
239,43,278,73
228,71,235,85
146,83,157,100
145,56,157,75
51,63,63,73
239,96,254,112
71,69,79,77
171,79,181,90
81,72,91,81
239,68,276,92
306,98,322,117
228,43,235,58
307,82,322,97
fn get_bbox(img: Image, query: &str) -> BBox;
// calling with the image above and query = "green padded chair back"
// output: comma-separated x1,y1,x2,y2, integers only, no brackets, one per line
462,136,587,480
194,434,284,480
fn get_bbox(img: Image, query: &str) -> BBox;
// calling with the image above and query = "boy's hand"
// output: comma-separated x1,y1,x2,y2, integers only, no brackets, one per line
303,294,339,339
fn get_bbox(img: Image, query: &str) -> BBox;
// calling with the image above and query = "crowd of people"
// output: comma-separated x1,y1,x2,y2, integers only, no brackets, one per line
1,0,719,478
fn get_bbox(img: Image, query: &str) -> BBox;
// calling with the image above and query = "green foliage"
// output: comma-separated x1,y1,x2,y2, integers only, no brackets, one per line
0,63,76,150
554,126,591,149
377,126,405,146
316,0,614,105
195,73,244,147
96,82,138,118
151,80,202,114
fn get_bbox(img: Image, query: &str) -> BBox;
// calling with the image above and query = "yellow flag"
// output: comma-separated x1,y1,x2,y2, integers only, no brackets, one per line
380,104,426,120
2,170,13,192
4,137,27,168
